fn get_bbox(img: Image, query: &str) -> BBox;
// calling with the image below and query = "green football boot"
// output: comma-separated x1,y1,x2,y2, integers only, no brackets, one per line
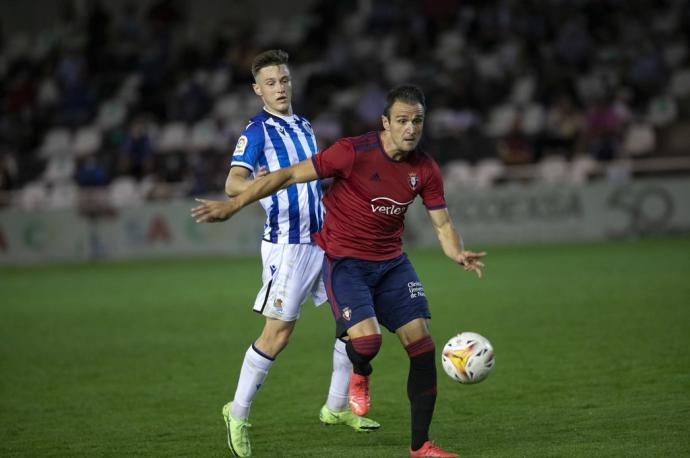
222,403,252,457
319,404,381,432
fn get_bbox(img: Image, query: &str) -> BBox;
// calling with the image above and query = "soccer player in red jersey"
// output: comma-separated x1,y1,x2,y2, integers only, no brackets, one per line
193,85,486,457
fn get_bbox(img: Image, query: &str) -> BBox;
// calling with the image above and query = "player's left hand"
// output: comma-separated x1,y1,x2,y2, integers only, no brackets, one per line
191,198,238,223
457,250,486,278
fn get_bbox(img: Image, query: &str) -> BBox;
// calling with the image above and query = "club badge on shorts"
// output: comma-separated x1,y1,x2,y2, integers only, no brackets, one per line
408,172,418,190
342,306,352,321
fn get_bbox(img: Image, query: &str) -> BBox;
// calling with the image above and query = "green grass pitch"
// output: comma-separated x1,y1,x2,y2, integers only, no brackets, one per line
1,237,689,457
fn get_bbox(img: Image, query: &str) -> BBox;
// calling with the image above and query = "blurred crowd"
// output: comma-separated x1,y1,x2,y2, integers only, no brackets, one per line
1,0,690,209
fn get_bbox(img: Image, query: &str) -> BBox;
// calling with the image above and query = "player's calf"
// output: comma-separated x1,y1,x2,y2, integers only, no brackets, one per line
345,335,382,415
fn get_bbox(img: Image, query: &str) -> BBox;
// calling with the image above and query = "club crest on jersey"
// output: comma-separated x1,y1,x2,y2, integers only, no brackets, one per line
408,172,419,190
342,307,352,321
234,135,248,154
302,121,313,135
278,126,286,136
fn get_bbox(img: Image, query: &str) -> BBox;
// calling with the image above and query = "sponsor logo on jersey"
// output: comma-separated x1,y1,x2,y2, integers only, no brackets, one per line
408,172,419,190
370,197,414,216
342,306,352,321
234,135,248,154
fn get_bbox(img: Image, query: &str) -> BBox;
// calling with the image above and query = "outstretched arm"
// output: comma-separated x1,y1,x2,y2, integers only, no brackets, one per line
192,158,319,223
428,208,486,278
224,166,268,197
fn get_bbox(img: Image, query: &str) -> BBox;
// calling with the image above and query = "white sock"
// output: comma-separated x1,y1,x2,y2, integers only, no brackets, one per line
326,339,352,412
231,344,274,420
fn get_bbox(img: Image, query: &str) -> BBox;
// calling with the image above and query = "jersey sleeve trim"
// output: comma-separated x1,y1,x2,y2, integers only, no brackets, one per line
229,163,254,173
425,203,448,210
311,155,324,179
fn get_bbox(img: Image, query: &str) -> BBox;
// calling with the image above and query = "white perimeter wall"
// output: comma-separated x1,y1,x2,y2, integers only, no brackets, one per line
1,178,689,265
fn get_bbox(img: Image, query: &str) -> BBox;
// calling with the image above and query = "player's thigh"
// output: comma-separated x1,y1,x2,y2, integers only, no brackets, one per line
374,254,431,333
323,256,378,337
253,242,323,321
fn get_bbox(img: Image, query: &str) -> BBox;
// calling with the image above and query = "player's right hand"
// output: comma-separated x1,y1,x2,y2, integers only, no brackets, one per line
191,198,237,223
457,250,486,278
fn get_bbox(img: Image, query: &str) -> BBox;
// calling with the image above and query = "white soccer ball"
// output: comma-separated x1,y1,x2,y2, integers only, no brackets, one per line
441,332,495,384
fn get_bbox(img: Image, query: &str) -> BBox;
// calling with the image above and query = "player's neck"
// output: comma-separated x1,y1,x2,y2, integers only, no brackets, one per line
263,106,293,118
379,131,409,161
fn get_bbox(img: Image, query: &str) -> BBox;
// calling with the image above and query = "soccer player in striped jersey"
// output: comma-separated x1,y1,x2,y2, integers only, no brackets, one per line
193,85,486,457
219,50,379,457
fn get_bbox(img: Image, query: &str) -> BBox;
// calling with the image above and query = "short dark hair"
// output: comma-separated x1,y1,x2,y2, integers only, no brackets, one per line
383,85,426,118
251,49,289,79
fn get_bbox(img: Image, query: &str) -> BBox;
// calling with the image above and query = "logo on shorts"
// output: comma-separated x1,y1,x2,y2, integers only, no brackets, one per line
408,281,426,299
408,172,419,190
269,265,277,275
342,306,352,321
274,298,283,313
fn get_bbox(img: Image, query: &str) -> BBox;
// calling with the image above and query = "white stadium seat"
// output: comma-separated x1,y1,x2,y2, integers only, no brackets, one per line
72,126,102,157
39,127,72,158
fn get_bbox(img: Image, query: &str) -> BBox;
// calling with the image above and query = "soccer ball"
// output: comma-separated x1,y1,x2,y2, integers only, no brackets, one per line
441,332,495,384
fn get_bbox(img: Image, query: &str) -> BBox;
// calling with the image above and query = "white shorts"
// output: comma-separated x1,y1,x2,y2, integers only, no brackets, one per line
253,241,327,321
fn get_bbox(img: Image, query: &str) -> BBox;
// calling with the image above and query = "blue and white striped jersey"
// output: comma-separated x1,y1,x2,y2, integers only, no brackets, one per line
231,109,324,244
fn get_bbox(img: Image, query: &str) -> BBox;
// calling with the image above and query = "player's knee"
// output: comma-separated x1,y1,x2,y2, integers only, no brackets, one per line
346,334,383,365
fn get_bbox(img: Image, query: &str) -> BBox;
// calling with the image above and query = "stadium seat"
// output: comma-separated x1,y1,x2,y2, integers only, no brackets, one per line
443,160,474,189
189,118,217,151
521,103,546,135
213,93,242,120
208,67,230,96
570,155,598,184
117,73,142,105
605,160,633,184
157,122,189,153
486,104,517,138
47,181,79,209
537,155,569,184
663,43,687,70
474,158,504,188
669,68,690,98
96,99,128,130
622,122,656,156
72,126,103,157
647,94,678,127
18,181,49,209
39,128,72,158
109,176,144,208
43,156,76,183
510,76,536,105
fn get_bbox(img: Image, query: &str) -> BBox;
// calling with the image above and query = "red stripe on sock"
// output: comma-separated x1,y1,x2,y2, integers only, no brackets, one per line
351,334,382,356
405,335,435,358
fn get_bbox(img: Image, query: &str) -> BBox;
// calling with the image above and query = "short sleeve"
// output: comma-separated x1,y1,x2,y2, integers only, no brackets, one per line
421,157,447,209
230,122,265,172
311,139,356,179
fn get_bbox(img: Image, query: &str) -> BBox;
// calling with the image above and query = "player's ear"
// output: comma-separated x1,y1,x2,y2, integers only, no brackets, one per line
381,115,390,131
252,82,262,97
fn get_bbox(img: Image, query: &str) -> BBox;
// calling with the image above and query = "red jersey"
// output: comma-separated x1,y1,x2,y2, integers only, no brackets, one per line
311,131,446,261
